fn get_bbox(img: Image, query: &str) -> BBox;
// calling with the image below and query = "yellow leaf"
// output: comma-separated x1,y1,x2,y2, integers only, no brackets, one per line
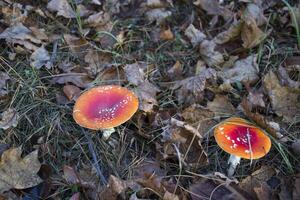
0,148,42,193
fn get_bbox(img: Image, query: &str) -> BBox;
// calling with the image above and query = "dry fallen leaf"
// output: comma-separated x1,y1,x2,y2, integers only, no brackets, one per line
239,165,276,199
278,65,300,89
243,3,267,26
160,27,174,40
182,104,216,137
0,72,10,97
173,67,217,105
292,140,300,155
0,147,42,193
0,108,19,130
63,165,81,185
293,174,300,200
241,18,266,49
47,0,90,18
161,118,208,168
124,63,146,86
84,11,112,33
189,178,250,200
1,3,28,25
206,95,235,116
63,85,81,101
64,34,90,58
30,46,51,69
185,24,206,46
219,55,259,84
199,40,224,67
101,175,136,200
213,20,242,44
0,23,46,51
50,73,92,89
84,49,112,77
146,8,172,25
263,71,300,122
193,0,233,21
136,81,160,113
247,90,266,108
124,63,159,112
163,191,179,200
0,190,19,200
70,193,80,200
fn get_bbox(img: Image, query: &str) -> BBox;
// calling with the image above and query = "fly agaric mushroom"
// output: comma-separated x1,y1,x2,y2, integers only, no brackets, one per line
73,85,139,137
214,117,271,177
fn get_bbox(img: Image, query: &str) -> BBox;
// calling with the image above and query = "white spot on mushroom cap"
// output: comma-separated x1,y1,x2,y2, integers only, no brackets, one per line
95,94,134,123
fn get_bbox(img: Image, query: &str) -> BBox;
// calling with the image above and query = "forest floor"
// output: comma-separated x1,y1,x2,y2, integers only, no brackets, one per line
0,0,300,199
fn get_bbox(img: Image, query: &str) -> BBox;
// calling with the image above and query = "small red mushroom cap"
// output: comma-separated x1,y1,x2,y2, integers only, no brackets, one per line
73,85,139,130
214,117,271,159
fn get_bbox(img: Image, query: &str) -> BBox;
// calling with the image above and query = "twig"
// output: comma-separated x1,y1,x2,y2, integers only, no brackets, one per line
81,128,107,185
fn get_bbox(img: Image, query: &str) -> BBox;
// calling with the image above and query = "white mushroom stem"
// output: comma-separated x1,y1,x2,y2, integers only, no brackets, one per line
227,155,241,177
102,128,116,140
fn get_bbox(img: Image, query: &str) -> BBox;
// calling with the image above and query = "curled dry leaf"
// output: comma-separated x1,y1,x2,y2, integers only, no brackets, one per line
136,81,160,113
219,55,259,84
84,11,112,30
263,71,300,122
124,63,159,112
30,46,51,69
63,85,81,101
241,18,266,49
101,175,136,200
241,98,280,139
184,24,206,46
0,23,47,51
172,67,217,105
0,108,19,130
199,40,224,67
0,72,10,97
161,118,208,168
0,147,42,193
214,4,267,48
213,20,242,44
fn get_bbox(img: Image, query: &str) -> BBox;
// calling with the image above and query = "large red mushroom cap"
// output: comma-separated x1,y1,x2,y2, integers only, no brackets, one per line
214,117,271,159
73,85,139,130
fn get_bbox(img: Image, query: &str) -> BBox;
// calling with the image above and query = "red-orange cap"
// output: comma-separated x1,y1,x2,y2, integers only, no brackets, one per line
214,117,271,159
73,85,139,130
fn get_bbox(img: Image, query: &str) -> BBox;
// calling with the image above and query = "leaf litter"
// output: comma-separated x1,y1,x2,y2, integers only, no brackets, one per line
0,0,300,199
